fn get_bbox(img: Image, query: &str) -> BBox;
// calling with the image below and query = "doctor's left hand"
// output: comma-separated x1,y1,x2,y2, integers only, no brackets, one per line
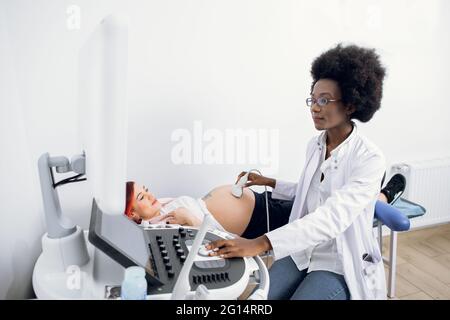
206,235,272,258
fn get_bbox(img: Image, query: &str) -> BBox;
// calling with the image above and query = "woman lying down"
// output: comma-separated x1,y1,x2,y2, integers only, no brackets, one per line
124,172,403,241
124,175,293,240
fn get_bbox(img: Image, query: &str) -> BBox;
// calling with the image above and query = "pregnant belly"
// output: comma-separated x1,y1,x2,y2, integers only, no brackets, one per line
202,185,255,236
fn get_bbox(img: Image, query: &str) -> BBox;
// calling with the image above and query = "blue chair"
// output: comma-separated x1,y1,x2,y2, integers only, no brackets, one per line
374,200,410,298
374,196,426,298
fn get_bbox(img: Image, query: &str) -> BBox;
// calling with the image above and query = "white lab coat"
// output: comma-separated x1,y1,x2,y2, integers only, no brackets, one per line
266,123,387,300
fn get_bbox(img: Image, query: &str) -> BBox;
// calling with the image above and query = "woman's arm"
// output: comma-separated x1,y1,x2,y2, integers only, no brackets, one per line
271,180,298,201
237,171,297,201
207,235,272,258
266,150,385,261
164,207,202,227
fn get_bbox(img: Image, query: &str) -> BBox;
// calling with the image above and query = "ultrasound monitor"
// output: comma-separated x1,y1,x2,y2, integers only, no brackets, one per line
88,199,163,288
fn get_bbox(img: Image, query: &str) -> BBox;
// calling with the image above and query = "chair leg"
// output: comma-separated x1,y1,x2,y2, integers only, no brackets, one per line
387,230,397,298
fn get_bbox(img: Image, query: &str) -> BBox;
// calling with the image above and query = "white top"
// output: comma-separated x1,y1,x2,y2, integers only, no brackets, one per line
305,134,344,275
140,196,225,232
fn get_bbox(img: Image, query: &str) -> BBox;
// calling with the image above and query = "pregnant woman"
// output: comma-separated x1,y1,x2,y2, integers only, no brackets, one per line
124,173,405,240
124,181,294,239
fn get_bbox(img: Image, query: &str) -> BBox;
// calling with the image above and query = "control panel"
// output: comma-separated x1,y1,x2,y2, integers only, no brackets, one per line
144,225,246,295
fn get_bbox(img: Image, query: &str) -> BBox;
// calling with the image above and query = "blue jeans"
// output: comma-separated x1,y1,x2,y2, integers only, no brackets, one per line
268,256,350,300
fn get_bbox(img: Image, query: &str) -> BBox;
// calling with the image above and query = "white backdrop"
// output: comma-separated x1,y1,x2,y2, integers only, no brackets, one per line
1,0,449,299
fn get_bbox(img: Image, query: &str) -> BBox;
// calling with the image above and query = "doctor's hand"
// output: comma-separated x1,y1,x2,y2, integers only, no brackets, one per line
165,207,202,227
236,171,276,188
206,235,272,258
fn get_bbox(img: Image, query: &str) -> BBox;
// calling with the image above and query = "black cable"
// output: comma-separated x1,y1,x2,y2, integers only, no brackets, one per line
53,174,79,188
53,173,87,188
248,169,271,268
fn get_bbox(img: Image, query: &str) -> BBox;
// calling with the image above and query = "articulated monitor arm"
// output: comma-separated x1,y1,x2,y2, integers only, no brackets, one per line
38,152,86,239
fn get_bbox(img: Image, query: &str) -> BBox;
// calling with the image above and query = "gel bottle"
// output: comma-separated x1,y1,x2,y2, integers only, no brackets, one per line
121,266,148,300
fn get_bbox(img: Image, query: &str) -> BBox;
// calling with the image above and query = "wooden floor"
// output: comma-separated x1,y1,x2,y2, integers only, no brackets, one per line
239,222,450,300
383,222,450,300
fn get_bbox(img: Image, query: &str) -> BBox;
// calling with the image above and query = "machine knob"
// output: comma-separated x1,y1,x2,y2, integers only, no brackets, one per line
179,255,186,262
163,256,170,263
159,244,166,250
176,248,184,256
167,271,175,278
174,243,181,249
173,238,179,244
157,239,163,245
161,250,168,257
165,263,172,271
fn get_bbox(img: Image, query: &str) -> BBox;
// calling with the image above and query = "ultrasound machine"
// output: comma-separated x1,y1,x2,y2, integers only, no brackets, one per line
88,200,267,299
32,14,269,300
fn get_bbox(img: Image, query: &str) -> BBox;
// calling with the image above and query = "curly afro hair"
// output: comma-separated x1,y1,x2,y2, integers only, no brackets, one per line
310,44,386,123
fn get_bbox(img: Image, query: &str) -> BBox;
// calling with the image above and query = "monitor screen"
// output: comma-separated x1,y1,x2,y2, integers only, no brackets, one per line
88,198,162,287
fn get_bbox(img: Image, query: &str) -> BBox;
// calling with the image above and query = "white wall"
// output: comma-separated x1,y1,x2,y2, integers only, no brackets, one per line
0,6,45,299
0,0,449,299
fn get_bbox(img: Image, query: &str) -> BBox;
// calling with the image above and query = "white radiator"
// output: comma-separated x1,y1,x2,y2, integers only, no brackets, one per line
389,158,450,229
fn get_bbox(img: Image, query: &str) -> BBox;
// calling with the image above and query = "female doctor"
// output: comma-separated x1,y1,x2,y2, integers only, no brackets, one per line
207,44,387,300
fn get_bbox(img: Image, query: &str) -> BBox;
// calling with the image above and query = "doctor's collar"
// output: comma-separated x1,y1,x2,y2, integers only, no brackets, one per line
317,121,357,153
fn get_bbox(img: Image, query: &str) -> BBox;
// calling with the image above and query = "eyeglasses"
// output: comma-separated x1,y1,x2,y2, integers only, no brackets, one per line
306,96,341,108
